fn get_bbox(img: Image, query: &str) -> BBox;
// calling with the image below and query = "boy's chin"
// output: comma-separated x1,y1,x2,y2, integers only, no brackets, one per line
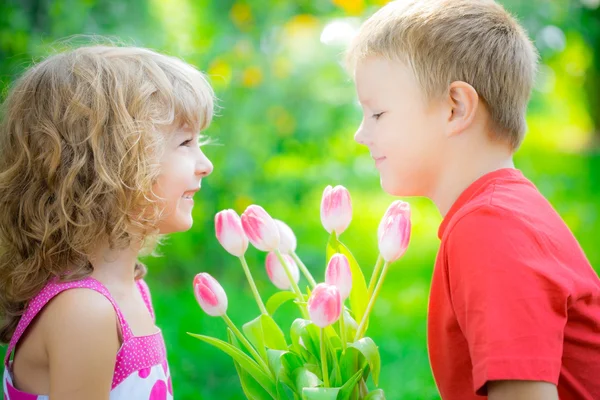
380,177,418,197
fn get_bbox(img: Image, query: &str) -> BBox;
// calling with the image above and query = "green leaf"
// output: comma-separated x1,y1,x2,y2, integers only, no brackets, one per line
301,388,340,400
294,367,322,392
329,347,343,388
267,349,286,377
266,291,298,315
290,319,320,359
188,333,277,398
364,389,386,400
261,314,288,350
339,350,361,386
326,233,369,331
336,369,364,400
342,309,358,342
281,351,304,375
243,316,268,362
277,380,300,400
268,350,299,393
227,329,274,400
348,337,381,386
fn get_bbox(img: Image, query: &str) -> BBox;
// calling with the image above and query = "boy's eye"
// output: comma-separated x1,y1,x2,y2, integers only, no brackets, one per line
372,112,384,120
180,138,193,146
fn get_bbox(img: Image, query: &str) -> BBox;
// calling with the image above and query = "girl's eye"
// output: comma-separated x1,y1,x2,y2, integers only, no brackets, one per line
180,139,193,146
372,112,384,120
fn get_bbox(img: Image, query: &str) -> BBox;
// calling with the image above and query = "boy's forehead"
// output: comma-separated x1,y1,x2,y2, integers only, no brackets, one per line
355,57,397,97
355,56,421,99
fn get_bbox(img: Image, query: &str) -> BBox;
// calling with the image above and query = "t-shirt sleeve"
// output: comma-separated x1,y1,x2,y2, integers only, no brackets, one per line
446,206,569,395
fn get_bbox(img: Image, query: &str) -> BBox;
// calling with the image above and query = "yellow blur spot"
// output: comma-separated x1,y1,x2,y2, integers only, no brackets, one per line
273,56,292,79
234,195,253,213
332,0,365,15
242,66,263,88
230,2,253,31
284,14,320,38
268,106,296,136
207,59,232,88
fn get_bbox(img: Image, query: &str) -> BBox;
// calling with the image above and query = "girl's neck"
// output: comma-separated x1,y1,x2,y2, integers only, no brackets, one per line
89,236,143,290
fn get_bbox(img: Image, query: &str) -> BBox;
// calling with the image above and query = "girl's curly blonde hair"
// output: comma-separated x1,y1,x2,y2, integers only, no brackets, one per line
0,45,214,343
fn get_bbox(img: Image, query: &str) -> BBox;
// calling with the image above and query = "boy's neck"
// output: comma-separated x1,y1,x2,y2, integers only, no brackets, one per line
430,142,515,218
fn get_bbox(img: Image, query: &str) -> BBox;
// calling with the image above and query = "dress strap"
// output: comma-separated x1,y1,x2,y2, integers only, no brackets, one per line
4,276,133,366
136,279,155,321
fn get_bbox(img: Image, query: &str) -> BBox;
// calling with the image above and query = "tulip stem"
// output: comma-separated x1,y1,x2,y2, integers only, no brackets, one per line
367,255,383,299
274,250,304,298
339,308,347,352
222,314,273,377
355,261,390,341
274,249,309,319
291,251,317,288
320,328,330,387
239,256,269,315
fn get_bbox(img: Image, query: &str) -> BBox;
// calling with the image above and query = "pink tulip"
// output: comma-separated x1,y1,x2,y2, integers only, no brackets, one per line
378,200,411,263
307,283,342,328
193,273,228,317
265,252,300,290
215,210,248,257
241,205,280,252
320,185,352,235
325,254,352,301
275,219,297,253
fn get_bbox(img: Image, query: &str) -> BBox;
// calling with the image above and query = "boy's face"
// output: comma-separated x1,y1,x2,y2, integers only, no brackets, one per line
153,126,213,234
354,57,446,197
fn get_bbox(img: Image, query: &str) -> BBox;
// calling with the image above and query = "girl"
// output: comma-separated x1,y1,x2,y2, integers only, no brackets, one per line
0,45,215,399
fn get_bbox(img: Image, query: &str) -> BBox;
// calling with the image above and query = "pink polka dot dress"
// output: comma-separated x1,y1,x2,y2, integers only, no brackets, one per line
3,277,173,400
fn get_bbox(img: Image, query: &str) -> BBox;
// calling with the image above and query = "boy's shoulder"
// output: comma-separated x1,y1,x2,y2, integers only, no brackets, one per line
439,169,594,285
443,169,551,242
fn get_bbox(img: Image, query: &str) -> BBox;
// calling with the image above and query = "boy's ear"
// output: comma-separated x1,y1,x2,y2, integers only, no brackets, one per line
445,81,479,137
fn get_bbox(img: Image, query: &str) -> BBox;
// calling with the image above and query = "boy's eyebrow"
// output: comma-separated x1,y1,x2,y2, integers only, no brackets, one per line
359,98,373,107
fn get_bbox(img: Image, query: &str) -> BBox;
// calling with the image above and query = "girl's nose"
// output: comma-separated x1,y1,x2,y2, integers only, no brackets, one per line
195,150,213,177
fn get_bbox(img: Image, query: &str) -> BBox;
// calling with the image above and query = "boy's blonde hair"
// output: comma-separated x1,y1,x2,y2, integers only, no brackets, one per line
0,45,214,342
346,0,539,149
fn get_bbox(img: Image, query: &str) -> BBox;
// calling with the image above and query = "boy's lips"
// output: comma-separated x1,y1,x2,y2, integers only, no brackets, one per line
372,156,386,167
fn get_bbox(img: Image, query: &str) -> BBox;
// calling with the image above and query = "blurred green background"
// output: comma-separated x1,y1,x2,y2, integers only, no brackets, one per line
1,0,599,399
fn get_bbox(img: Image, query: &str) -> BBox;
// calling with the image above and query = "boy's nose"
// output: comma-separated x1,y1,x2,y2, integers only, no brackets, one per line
354,121,368,145
195,150,213,178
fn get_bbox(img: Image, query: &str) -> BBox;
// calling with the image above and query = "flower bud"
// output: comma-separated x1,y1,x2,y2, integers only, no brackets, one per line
265,252,300,290
320,185,352,235
325,253,352,301
241,205,280,252
193,273,228,317
308,283,342,328
275,219,297,253
215,209,248,257
378,201,411,263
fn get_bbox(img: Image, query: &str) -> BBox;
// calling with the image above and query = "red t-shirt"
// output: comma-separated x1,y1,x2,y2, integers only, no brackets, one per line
428,168,600,399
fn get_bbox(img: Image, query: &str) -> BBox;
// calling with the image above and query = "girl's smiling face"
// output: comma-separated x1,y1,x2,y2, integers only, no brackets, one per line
153,125,213,234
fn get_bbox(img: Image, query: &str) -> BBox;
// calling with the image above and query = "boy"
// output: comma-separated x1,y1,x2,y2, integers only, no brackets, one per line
346,1,600,399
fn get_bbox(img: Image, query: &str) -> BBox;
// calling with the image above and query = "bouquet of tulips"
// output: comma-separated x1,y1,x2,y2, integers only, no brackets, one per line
188,185,411,400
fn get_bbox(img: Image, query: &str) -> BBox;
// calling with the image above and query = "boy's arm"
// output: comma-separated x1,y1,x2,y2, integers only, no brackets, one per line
488,380,558,400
